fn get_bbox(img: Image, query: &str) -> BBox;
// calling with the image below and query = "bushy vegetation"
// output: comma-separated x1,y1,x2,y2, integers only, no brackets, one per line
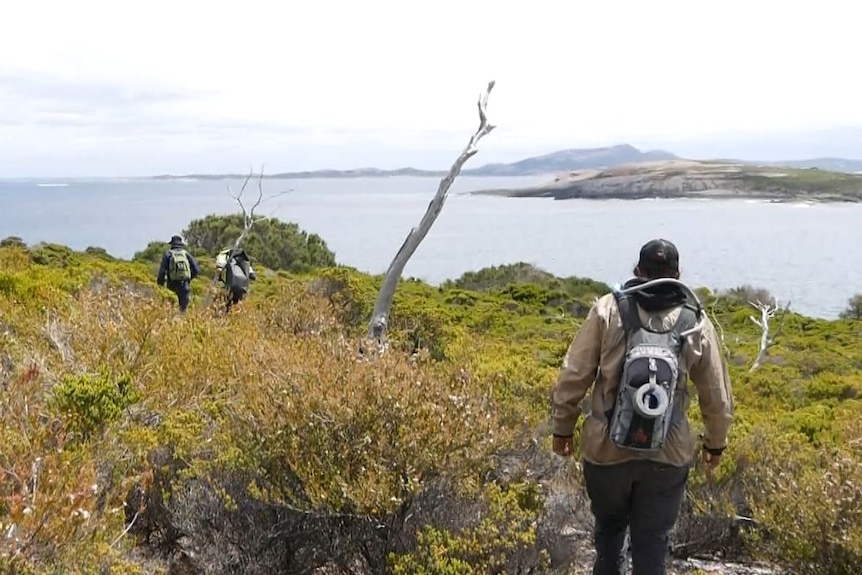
840,293,862,320
0,237,861,575
131,213,336,273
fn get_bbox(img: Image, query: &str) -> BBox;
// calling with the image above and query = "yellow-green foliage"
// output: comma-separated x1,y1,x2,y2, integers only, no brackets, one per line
0,245,861,574
0,247,522,572
388,481,549,575
49,371,140,440
677,290,862,574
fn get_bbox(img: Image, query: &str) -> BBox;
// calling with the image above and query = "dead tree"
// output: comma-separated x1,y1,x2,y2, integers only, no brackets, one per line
227,165,291,250
748,299,790,372
366,81,497,344
203,166,290,306
707,294,731,359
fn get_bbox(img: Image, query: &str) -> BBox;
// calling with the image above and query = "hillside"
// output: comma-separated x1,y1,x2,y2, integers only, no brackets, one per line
473,158,862,202
148,144,862,181
1,240,861,575
151,144,678,180
462,143,678,176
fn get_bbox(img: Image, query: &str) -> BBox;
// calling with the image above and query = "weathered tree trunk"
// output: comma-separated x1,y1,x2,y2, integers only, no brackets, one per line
748,299,789,372
366,81,497,344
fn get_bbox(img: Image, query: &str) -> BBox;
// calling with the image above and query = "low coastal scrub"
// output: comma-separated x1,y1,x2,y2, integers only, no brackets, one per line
0,238,861,574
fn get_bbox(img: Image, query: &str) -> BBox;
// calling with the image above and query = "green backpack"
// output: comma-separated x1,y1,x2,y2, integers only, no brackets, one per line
167,249,192,282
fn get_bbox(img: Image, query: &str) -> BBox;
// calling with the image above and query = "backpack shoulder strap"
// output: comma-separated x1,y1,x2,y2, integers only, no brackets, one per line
668,304,700,359
671,303,700,335
612,291,642,341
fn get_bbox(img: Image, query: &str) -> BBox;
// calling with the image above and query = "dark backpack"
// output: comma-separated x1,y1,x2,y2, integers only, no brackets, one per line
225,257,249,293
607,289,700,454
167,249,192,282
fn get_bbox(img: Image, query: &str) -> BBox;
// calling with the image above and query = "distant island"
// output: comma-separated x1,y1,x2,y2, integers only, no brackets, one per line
471,159,862,203
150,143,862,180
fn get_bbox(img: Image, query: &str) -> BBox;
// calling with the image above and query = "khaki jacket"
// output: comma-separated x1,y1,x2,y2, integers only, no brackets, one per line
551,292,733,467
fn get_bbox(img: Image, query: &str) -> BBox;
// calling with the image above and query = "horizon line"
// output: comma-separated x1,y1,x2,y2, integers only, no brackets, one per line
3,146,862,180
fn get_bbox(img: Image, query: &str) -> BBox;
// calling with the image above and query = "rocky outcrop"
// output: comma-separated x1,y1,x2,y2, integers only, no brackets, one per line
472,159,862,203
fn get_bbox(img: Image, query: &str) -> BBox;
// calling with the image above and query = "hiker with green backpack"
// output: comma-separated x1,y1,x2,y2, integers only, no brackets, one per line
551,239,734,575
157,235,201,312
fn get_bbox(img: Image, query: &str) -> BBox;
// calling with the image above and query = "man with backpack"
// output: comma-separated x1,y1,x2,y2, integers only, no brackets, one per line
551,239,733,575
216,247,256,312
157,235,201,313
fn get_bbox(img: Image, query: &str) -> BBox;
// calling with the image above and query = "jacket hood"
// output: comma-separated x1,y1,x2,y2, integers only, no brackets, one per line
622,276,689,313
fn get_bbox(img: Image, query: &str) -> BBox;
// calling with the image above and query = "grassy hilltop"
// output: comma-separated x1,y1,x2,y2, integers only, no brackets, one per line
0,236,861,575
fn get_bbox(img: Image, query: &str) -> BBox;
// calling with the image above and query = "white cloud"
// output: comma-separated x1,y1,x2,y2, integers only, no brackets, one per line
1,0,860,176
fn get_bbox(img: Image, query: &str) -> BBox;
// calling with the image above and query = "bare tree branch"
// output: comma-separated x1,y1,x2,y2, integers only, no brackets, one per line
772,300,791,342
43,310,72,365
707,294,730,359
226,164,292,251
110,510,140,548
203,165,292,307
366,81,497,344
748,299,790,372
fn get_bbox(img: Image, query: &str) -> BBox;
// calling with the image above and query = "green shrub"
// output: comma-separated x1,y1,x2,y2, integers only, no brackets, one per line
49,371,140,440
181,213,336,272
28,243,78,267
0,241,861,574
0,236,27,249
840,293,862,320
388,481,549,575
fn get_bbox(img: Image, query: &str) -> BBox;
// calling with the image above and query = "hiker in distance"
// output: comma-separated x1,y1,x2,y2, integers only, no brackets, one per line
216,247,256,312
157,235,201,313
551,239,734,575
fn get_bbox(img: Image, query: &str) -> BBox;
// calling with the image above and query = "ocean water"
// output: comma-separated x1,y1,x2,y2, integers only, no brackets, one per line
2,175,860,319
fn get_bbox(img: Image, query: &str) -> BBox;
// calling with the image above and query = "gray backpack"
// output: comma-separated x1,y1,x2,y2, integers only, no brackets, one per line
607,289,700,454
225,257,249,294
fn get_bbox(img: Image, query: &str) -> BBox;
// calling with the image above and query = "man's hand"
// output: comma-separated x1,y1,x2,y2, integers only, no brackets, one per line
553,435,574,457
702,447,722,471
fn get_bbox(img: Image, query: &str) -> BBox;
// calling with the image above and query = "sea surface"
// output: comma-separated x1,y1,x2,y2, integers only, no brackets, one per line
2,175,860,319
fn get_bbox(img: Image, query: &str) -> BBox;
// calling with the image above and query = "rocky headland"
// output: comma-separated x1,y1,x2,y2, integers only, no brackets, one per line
471,159,862,202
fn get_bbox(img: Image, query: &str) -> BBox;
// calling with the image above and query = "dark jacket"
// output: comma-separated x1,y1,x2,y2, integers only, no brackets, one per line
230,249,256,279
157,247,201,290
221,249,257,292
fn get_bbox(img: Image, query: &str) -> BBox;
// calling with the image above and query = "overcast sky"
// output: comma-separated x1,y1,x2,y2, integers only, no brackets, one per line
1,0,860,177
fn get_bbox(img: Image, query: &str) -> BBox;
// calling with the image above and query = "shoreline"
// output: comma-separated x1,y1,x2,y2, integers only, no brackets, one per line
469,159,862,203
472,187,862,203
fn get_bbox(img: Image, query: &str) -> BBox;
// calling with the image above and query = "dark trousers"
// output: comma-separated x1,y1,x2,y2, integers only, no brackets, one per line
225,289,246,312
168,282,191,313
583,460,689,575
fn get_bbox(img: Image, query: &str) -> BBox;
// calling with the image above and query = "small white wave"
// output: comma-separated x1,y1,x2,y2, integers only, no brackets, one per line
36,183,69,187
